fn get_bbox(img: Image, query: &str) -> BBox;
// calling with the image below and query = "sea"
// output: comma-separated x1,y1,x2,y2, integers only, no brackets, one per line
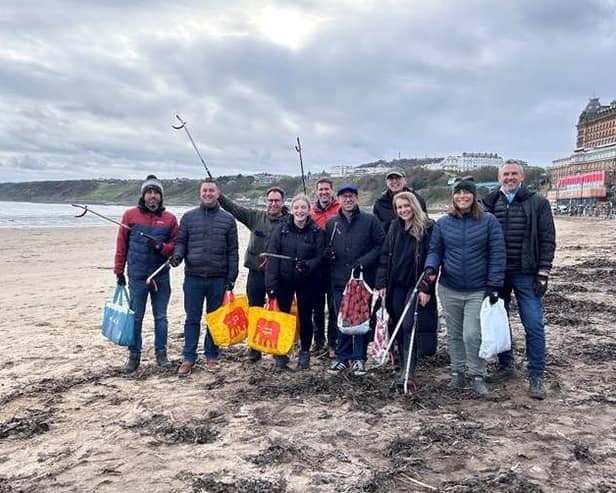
0,201,192,229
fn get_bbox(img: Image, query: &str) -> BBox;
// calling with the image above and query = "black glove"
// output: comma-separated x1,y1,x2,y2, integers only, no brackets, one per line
419,268,437,292
534,274,549,297
267,289,276,299
116,273,126,286
484,289,499,305
169,255,183,268
146,238,163,252
295,259,308,274
351,263,362,277
225,281,235,291
324,247,336,263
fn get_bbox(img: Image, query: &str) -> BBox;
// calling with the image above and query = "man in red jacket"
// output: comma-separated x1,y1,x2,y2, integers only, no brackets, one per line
114,175,178,373
311,178,340,357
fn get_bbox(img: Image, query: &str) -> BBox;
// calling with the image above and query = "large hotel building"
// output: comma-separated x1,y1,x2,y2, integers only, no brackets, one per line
548,98,616,204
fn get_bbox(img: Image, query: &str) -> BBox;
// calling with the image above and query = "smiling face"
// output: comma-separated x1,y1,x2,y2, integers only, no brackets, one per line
291,198,310,225
386,174,406,194
499,162,524,193
339,191,358,213
200,181,220,207
453,189,474,213
266,191,284,216
395,196,414,223
143,188,162,211
316,181,334,207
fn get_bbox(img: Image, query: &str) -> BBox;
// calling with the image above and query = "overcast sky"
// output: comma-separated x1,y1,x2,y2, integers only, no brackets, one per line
1,0,615,182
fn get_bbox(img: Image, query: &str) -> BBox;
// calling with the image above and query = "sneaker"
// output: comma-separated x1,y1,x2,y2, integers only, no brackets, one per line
121,353,140,374
155,350,173,369
177,361,193,377
247,348,262,362
297,350,310,370
352,360,367,376
529,374,546,400
486,364,515,383
328,360,348,374
470,375,488,396
448,372,465,390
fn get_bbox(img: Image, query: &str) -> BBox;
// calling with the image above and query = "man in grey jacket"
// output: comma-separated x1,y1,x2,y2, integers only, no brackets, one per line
170,178,239,376
218,186,288,363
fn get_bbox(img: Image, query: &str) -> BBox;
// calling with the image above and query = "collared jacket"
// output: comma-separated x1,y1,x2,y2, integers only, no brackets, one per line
373,187,427,234
481,185,556,274
218,194,288,272
311,199,341,230
324,207,385,289
265,215,325,293
173,202,239,284
114,201,178,281
425,210,506,291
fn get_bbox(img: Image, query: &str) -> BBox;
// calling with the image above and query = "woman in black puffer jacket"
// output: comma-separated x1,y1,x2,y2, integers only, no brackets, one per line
265,194,325,370
375,192,437,389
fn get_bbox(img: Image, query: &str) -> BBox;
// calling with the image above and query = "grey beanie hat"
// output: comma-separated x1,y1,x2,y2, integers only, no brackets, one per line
141,174,164,197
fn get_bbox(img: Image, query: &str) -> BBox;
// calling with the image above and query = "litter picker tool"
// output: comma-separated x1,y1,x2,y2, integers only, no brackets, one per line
72,204,158,242
147,260,170,286
172,114,213,179
258,252,297,262
402,290,421,394
294,137,307,195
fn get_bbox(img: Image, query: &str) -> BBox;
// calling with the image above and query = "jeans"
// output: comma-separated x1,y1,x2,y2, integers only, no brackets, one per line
182,275,225,363
438,284,485,377
313,279,337,349
128,276,171,355
246,270,266,307
498,273,546,376
333,288,368,363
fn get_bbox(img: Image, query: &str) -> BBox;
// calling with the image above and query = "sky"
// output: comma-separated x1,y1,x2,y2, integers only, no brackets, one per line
1,0,615,182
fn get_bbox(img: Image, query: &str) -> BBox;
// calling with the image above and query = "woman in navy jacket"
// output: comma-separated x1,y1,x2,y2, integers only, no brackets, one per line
266,194,325,370
424,178,505,395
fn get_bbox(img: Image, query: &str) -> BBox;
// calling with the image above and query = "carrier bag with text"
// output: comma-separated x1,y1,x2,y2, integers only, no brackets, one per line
247,299,297,355
206,290,249,347
102,285,135,346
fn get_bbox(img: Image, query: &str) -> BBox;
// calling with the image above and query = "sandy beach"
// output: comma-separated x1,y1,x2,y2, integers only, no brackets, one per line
1,217,615,492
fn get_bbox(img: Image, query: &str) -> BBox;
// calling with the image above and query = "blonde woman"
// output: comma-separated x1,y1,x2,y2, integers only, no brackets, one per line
375,192,437,388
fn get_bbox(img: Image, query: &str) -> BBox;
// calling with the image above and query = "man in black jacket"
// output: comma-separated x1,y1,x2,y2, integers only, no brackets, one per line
373,168,427,233
170,178,239,376
325,184,385,376
482,160,556,399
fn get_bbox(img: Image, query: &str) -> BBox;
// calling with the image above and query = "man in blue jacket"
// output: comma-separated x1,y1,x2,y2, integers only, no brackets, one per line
482,160,556,399
325,184,385,376
170,178,239,376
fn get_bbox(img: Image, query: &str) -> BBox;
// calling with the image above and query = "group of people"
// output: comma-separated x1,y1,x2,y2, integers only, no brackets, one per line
113,159,555,400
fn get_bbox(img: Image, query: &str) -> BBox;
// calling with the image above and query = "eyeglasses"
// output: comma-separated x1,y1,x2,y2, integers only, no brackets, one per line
267,199,282,203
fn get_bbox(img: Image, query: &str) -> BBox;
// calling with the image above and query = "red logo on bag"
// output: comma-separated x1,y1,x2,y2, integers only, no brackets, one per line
252,318,280,348
223,308,248,339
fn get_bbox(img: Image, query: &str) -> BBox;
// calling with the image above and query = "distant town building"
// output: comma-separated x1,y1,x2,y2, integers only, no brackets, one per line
330,165,383,177
549,97,616,205
426,152,502,172
253,173,285,184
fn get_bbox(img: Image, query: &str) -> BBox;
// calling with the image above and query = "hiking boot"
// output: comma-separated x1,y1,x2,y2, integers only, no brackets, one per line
328,360,348,374
297,350,310,370
177,361,193,377
486,364,515,383
247,348,262,362
448,372,465,390
156,350,173,369
352,360,367,376
310,342,324,354
121,353,140,374
470,376,489,396
529,374,546,400
274,355,293,372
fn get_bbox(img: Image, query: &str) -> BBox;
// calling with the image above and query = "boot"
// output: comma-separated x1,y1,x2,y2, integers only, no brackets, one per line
177,361,194,377
297,350,310,370
470,375,488,396
486,363,515,383
248,348,262,362
529,374,546,400
448,371,465,390
156,349,173,369
274,355,293,372
121,353,140,374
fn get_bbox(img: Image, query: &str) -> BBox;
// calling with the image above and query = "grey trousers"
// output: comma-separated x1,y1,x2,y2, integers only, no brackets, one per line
438,284,486,377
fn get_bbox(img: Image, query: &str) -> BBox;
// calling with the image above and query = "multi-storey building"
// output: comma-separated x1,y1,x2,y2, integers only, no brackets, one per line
426,152,502,172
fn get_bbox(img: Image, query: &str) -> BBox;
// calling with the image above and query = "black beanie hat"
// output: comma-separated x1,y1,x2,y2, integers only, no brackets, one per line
452,176,476,196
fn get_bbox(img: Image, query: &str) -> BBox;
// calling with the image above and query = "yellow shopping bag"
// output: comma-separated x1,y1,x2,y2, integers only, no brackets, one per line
205,291,249,347
247,299,297,355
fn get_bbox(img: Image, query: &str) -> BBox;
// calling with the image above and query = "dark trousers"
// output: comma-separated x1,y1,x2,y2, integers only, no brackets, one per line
389,286,419,376
277,280,318,352
313,280,337,349
246,269,266,307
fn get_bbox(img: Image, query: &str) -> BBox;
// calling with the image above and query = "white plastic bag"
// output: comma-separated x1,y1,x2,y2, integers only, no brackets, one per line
479,298,511,359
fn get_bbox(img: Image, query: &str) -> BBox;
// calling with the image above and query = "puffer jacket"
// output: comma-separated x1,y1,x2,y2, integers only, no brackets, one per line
114,202,178,281
324,207,385,289
373,187,427,233
481,186,556,274
312,199,341,230
425,211,505,291
265,215,325,293
218,194,288,272
173,203,239,283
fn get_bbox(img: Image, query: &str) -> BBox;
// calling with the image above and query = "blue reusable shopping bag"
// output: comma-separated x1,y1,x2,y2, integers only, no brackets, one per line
101,285,135,346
